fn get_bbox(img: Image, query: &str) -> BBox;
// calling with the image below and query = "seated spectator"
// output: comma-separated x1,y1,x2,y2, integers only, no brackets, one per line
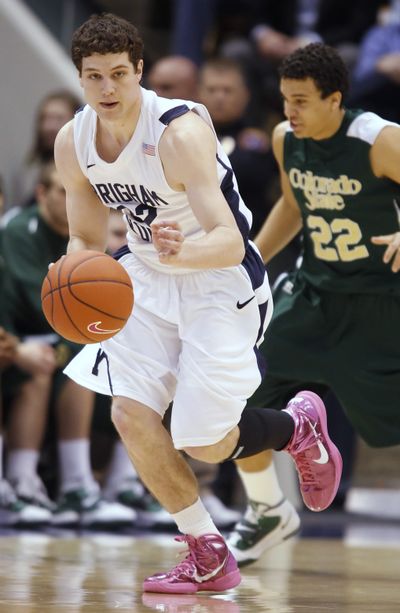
1,163,134,527
0,175,55,526
11,91,81,210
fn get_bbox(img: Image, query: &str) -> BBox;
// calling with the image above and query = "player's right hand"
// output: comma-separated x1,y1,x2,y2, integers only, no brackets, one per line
371,231,400,272
151,220,184,263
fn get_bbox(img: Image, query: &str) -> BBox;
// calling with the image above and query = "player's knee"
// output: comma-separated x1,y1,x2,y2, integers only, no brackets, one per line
111,399,156,443
111,401,134,439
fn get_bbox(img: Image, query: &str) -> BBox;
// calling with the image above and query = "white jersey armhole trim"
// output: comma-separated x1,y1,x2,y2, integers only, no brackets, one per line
347,111,399,145
73,105,94,178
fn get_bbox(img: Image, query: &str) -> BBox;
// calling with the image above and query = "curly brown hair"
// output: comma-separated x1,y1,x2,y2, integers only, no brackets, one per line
71,13,144,74
279,43,349,106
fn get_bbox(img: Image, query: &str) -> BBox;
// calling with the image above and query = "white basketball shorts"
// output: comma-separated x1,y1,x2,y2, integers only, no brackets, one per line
64,248,272,448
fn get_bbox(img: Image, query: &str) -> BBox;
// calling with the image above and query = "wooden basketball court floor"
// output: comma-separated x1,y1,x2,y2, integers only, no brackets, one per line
0,514,399,612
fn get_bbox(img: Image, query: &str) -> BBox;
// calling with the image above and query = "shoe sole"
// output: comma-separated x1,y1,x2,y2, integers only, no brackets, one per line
297,391,343,512
143,569,241,594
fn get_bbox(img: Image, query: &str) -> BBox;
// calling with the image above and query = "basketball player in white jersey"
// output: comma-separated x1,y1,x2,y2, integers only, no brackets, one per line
56,13,342,594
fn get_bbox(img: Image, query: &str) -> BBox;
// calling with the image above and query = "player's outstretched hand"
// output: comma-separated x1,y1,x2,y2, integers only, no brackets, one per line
151,220,184,264
371,231,400,272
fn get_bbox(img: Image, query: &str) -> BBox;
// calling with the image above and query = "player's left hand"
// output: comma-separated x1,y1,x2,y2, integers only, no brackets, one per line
371,231,400,272
151,220,184,264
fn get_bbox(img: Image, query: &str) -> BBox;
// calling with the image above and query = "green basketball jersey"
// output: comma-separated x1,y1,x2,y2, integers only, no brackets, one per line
2,205,68,336
284,109,400,294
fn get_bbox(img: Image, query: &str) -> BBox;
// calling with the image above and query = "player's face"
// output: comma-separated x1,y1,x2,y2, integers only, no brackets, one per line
80,52,143,120
37,170,69,236
280,77,342,140
39,99,75,151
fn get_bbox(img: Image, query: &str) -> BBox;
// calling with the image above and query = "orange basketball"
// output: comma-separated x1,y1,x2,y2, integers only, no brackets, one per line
41,250,134,344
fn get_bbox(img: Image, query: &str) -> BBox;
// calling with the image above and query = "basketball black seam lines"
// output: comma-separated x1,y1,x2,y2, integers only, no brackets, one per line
43,279,131,309
42,252,132,301
45,265,55,328
42,279,132,300
49,253,132,341
68,255,131,320
57,255,94,342
66,281,129,321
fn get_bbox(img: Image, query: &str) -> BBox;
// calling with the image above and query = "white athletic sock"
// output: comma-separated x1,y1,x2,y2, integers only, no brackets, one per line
238,461,284,507
6,449,40,481
104,440,137,491
58,439,95,492
172,497,221,538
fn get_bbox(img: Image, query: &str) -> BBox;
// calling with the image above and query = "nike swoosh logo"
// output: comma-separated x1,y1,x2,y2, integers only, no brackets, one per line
309,420,330,464
314,439,329,464
192,557,227,583
87,321,121,334
236,296,255,309
87,163,96,168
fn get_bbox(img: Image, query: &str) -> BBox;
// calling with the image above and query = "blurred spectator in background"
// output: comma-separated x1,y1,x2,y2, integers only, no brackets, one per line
198,57,299,282
1,163,134,528
11,91,81,210
0,175,54,526
199,58,275,235
349,0,400,122
146,55,199,100
171,0,383,116
171,0,217,65
244,0,383,64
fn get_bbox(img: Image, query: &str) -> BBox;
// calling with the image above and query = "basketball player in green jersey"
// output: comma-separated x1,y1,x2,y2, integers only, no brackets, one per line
228,42,400,566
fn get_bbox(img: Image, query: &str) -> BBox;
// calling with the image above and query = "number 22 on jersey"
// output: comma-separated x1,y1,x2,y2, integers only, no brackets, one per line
306,215,369,262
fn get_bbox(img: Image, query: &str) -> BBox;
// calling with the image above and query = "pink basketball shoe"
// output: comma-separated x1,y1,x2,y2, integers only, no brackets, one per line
283,391,343,512
142,533,241,594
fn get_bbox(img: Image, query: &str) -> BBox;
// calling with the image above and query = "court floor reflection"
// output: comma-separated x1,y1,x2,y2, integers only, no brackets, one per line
0,521,398,612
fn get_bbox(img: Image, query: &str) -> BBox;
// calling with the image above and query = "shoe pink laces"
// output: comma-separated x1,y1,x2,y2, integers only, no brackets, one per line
290,419,324,486
170,534,226,580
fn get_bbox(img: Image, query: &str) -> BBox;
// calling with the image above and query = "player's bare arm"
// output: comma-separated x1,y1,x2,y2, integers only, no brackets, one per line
254,121,302,263
54,121,110,254
370,126,400,272
152,111,245,268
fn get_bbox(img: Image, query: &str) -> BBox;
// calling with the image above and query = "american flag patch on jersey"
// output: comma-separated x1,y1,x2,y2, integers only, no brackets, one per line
142,142,156,156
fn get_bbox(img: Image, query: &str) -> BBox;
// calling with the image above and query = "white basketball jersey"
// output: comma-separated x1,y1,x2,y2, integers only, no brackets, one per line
73,87,254,274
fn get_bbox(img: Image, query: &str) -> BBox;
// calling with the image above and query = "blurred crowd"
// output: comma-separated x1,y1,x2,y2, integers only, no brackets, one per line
0,0,399,530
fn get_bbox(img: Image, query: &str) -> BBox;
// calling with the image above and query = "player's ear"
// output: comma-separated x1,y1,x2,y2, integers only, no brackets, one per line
136,59,144,82
331,91,342,110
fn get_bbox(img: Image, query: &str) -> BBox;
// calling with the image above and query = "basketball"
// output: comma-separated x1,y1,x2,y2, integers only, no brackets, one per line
41,250,134,344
